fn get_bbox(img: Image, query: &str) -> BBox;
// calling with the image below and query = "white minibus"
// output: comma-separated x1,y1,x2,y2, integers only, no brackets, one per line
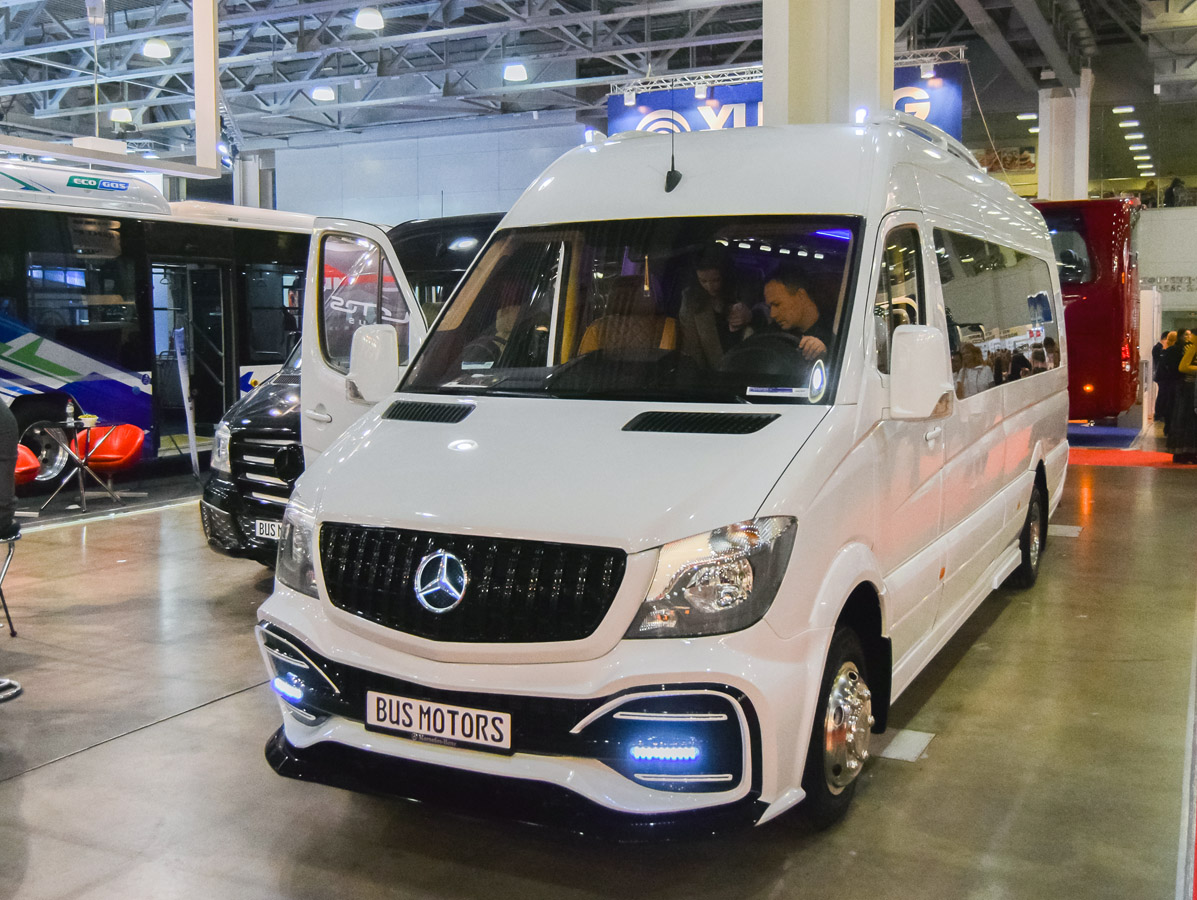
257,113,1068,832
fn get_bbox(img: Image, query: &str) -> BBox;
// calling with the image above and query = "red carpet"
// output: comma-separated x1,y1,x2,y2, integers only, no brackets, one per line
1068,447,1197,468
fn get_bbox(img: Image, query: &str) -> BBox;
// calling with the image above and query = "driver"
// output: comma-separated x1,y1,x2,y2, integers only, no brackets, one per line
761,267,834,361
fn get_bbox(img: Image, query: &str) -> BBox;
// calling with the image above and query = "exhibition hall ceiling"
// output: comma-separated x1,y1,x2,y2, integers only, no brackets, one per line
0,0,1193,177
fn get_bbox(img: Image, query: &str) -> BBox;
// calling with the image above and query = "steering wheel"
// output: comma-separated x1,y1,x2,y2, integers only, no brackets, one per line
719,332,807,377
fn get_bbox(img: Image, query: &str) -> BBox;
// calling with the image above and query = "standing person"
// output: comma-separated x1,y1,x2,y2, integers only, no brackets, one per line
677,247,755,368
1166,330,1197,463
0,399,19,703
1153,330,1169,425
1165,178,1186,208
1157,331,1180,435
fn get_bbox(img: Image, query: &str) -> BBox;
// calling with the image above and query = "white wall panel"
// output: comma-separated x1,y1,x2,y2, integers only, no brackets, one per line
274,121,582,226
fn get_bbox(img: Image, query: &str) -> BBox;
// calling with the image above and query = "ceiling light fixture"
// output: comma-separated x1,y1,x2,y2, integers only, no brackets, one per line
1117,120,1140,128
1134,155,1151,161
623,92,635,107
1016,113,1038,121
1137,163,1153,169
142,38,171,59
1028,126,1040,134
312,85,336,102
354,6,384,29
1143,171,1156,177
1124,133,1144,140
920,63,935,79
109,107,133,123
503,62,528,82
694,85,708,99
1129,144,1148,151
1112,105,1135,114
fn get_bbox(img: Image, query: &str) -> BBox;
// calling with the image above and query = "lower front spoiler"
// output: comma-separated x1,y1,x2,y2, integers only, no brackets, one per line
265,727,766,841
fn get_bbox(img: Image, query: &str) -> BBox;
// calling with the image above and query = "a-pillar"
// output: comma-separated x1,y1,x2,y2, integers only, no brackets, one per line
1037,68,1093,200
762,0,895,126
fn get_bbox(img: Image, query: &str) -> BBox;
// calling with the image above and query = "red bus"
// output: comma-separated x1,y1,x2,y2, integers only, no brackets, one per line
1032,198,1140,421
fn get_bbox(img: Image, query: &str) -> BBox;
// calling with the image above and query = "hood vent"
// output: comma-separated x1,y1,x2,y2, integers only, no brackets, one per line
382,401,474,424
622,411,779,435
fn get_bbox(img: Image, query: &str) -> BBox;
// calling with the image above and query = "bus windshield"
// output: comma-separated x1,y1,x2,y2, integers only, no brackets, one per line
405,216,860,404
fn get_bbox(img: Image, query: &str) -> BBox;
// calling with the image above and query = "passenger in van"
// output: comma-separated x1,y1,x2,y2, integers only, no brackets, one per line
678,247,756,368
760,267,834,361
955,343,994,398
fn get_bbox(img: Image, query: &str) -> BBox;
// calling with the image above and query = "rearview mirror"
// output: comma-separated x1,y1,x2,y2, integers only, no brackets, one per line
345,324,400,405
890,325,953,420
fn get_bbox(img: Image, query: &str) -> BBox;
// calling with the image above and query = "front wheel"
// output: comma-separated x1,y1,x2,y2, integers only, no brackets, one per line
1006,481,1046,589
801,627,874,829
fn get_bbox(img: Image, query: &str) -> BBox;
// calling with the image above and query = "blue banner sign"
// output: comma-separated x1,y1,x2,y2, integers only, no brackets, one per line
892,62,964,140
607,82,763,135
607,64,964,140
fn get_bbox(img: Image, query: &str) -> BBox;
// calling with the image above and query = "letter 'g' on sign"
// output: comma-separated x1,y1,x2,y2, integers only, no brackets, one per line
893,86,931,120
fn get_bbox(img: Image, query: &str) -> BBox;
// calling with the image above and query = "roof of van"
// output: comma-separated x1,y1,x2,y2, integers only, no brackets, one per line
168,200,315,231
0,160,172,216
502,117,1046,245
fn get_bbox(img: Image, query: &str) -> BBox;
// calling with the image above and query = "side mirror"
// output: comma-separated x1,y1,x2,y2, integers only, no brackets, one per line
890,324,954,420
345,324,400,405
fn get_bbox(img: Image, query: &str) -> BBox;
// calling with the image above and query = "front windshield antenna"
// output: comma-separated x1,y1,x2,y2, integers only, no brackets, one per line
665,77,682,193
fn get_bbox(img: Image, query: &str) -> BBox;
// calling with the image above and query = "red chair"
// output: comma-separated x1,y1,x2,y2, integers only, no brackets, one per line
69,424,146,503
15,445,39,487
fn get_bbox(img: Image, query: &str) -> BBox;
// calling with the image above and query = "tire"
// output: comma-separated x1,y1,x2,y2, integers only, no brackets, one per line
1007,481,1046,589
14,400,73,488
801,627,874,829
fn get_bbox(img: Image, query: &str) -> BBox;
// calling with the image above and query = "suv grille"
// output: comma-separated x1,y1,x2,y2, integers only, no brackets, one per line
231,430,303,510
319,524,626,643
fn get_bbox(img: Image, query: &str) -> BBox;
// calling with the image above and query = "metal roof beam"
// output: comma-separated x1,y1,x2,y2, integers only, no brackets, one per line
1008,0,1080,86
952,0,1039,91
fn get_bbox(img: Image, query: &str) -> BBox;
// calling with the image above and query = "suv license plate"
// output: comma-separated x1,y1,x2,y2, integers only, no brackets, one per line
255,519,282,540
366,690,512,752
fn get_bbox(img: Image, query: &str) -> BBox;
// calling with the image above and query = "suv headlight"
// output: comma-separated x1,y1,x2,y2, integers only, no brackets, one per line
210,423,232,475
276,503,318,597
626,517,796,639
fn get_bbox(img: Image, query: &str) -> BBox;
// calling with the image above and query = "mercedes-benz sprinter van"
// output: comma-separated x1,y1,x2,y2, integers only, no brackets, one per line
257,114,1068,832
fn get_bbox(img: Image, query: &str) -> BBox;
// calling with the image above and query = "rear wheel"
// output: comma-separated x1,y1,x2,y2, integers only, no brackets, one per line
801,627,873,829
14,401,72,487
1007,481,1046,589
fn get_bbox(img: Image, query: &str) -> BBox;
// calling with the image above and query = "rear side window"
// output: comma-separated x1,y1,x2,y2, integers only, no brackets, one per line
933,228,1059,397
318,234,412,374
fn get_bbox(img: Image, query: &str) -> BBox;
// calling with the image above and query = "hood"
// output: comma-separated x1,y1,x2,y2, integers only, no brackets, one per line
222,373,301,433
302,395,828,554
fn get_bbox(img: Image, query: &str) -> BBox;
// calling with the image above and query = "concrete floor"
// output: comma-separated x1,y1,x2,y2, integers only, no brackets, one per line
0,465,1194,900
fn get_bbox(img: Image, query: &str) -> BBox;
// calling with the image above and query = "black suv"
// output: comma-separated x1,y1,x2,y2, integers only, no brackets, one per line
200,212,501,564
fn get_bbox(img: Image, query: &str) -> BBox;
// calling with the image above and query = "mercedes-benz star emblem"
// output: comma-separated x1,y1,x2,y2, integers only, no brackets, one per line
413,550,469,614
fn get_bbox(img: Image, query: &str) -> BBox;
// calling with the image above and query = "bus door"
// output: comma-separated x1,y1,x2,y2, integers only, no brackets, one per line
151,260,234,441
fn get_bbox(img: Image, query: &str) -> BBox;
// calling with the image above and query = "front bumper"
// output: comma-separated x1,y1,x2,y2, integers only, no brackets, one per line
200,476,282,564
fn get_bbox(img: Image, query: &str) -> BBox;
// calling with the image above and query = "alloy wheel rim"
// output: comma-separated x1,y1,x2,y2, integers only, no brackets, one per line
822,660,873,794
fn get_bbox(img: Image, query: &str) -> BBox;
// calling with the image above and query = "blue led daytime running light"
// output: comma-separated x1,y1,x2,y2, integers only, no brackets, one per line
629,744,700,761
272,676,304,702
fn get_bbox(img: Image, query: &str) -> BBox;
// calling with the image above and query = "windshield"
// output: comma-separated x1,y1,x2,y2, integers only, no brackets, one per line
404,216,861,404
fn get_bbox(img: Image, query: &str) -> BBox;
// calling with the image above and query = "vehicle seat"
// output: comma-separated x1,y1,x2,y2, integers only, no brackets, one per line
15,445,39,487
578,276,677,354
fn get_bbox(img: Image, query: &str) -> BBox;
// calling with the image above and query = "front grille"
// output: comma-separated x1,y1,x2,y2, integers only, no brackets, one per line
230,430,303,508
319,524,626,643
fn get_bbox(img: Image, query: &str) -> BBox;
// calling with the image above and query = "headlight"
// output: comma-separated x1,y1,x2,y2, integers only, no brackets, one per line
625,517,796,639
276,503,318,597
210,422,232,475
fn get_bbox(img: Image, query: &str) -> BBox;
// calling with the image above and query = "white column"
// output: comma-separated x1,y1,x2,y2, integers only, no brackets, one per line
233,154,262,207
192,0,219,170
1037,67,1093,200
762,0,895,126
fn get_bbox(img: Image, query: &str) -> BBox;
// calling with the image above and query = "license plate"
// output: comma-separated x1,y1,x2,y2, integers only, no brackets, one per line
255,519,282,540
365,690,512,752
